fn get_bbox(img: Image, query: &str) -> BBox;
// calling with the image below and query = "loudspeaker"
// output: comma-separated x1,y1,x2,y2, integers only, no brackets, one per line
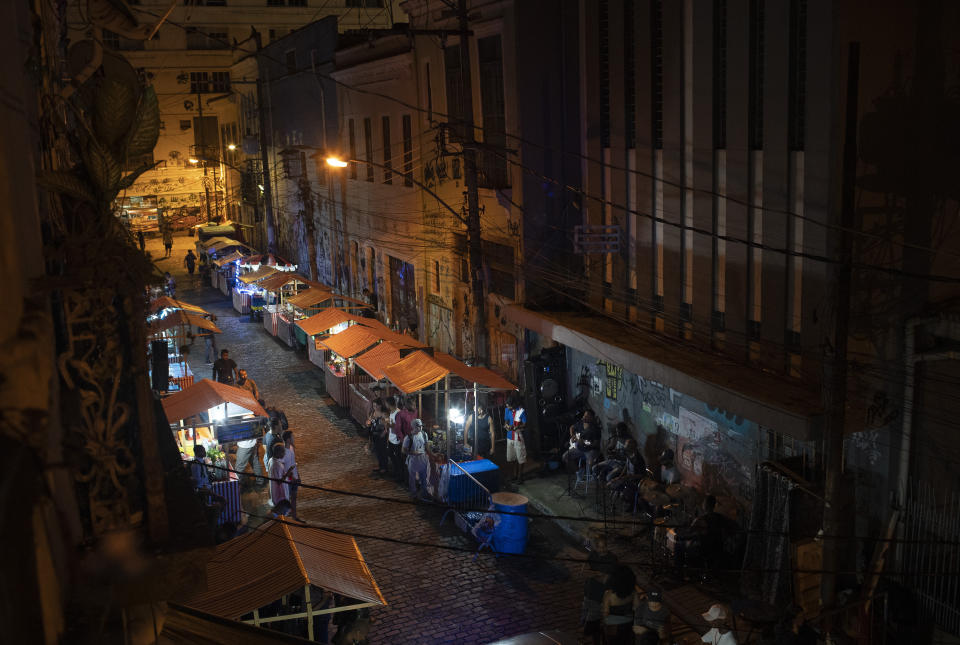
523,346,567,455
151,340,169,391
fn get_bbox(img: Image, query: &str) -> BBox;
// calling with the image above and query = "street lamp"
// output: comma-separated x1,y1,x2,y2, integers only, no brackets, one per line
325,156,348,168
188,157,199,164
227,143,237,151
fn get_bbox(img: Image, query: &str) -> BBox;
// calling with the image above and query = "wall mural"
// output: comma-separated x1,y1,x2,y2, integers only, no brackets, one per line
568,348,758,505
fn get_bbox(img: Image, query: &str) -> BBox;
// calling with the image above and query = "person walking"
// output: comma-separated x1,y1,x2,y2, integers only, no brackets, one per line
184,249,197,277
281,430,302,521
212,349,238,384
137,229,145,252
164,272,176,297
402,419,430,500
236,369,260,401
162,227,174,257
203,331,217,364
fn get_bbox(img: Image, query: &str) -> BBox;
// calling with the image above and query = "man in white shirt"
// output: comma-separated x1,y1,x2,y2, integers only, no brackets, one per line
402,419,430,500
233,432,264,488
385,396,405,482
701,604,738,645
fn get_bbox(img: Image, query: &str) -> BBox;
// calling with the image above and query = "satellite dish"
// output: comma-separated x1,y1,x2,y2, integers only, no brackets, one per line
540,378,559,400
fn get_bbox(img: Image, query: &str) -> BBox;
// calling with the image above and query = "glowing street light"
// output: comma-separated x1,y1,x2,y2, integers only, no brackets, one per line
325,156,349,168
188,157,199,164
227,143,237,151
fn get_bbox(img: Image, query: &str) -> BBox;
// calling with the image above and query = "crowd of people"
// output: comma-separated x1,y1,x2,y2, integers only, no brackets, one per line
364,395,432,500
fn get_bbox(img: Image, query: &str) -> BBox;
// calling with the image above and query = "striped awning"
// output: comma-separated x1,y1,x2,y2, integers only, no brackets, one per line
161,378,267,422
295,308,367,337
354,342,407,380
148,310,221,335
382,350,516,394
286,287,334,309
258,272,309,292
148,296,209,316
238,265,278,284
316,324,383,359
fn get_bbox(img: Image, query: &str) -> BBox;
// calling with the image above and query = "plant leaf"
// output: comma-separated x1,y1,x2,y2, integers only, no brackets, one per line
125,86,160,160
117,161,161,191
36,170,96,204
94,78,137,148
83,139,121,197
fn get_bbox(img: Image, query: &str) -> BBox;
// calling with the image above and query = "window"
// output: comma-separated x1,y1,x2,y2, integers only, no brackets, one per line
651,0,663,149
748,0,766,150
186,27,229,50
433,261,441,292
599,0,610,147
348,118,357,180
363,117,374,182
285,50,297,75
443,45,465,140
282,151,305,179
193,116,220,156
190,71,230,93
381,116,393,185
788,0,807,150
623,0,636,149
713,0,728,149
180,119,192,130
102,29,144,51
478,35,508,188
102,30,120,49
402,114,413,187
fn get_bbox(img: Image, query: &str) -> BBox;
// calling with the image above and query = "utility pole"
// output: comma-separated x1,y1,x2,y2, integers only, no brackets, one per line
821,42,859,620
457,0,488,365
253,30,277,254
197,92,212,223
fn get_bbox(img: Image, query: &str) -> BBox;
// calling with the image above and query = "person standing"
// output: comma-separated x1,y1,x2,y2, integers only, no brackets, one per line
212,349,238,384
137,229,145,252
236,369,260,401
262,421,283,475
233,432,264,488
281,430,302,521
164,272,176,297
402,419,430,500
267,443,293,509
633,589,671,645
162,226,174,257
385,397,406,482
464,403,495,459
203,331,217,365
367,402,390,475
184,249,197,276
504,396,527,483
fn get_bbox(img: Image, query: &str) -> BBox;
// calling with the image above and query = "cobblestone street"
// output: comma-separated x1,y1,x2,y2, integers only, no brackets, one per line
156,236,587,644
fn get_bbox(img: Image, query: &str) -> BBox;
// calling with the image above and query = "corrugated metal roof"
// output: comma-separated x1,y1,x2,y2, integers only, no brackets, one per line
295,308,365,337
258,272,309,292
286,288,334,309
176,520,385,620
149,296,209,315
148,310,222,335
354,342,405,380
201,236,237,248
161,603,315,644
213,250,245,267
317,324,382,359
238,265,278,284
433,352,516,390
162,379,268,422
382,351,449,393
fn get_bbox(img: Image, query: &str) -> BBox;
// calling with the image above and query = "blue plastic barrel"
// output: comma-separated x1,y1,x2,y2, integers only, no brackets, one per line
492,492,528,554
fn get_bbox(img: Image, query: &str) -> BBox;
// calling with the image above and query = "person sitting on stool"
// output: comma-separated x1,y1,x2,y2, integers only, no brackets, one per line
673,494,727,575
594,422,632,481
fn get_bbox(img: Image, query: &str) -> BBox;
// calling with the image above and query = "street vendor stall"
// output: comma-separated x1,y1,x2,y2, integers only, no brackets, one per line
147,309,221,393
162,379,269,526
236,264,279,318
296,307,370,368
257,272,314,341
174,518,386,641
282,287,333,348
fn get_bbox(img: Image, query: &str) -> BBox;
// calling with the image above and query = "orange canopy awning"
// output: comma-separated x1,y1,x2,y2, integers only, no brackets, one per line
432,352,517,390
317,324,383,359
213,250,245,266
354,342,407,380
286,287,334,309
148,310,222,335
149,296,209,315
238,265,278,284
382,351,450,393
161,379,267,422
295,308,368,337
258,272,309,292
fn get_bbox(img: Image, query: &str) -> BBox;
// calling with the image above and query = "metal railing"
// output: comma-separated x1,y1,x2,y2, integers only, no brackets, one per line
439,460,493,535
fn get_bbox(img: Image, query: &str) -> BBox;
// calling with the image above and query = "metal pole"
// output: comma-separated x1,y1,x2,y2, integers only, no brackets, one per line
821,41,859,615
253,31,277,253
445,375,451,457
456,0,488,365
305,584,313,641
473,381,479,458
198,92,212,222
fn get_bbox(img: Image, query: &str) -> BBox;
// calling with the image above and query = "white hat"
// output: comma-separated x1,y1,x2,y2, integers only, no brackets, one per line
413,418,423,428
702,604,727,622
